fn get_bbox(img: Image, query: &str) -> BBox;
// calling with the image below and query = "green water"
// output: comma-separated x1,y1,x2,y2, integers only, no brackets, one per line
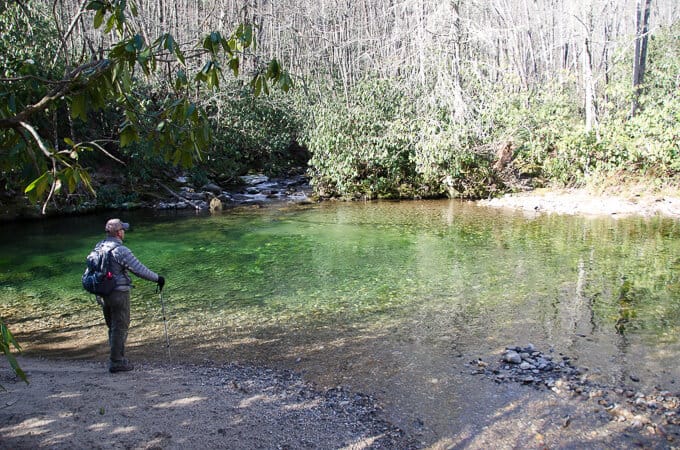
2,200,680,410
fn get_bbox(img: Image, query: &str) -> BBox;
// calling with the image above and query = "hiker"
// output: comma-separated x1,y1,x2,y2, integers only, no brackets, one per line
96,218,165,373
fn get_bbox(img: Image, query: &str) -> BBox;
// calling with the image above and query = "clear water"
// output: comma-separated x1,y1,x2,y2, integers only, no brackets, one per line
2,200,680,435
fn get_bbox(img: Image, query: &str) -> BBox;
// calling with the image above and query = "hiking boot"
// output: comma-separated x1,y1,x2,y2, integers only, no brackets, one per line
109,361,134,373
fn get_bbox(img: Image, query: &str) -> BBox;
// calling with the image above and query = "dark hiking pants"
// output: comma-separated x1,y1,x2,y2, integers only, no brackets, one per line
102,290,130,367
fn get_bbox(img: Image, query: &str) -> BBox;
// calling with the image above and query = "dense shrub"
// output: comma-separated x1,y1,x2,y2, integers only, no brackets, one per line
81,82,306,195
304,80,416,198
304,79,503,199
457,23,680,190
0,2,63,193
602,24,680,179
206,85,306,182
5,8,677,207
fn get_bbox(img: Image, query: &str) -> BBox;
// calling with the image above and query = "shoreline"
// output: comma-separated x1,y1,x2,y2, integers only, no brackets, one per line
4,186,679,224
3,348,678,449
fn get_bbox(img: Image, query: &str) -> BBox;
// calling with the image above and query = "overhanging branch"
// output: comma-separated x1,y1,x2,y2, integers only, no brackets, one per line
0,59,111,129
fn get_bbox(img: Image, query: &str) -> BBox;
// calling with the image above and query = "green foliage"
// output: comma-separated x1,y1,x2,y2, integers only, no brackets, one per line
110,83,304,189
204,85,305,181
305,79,503,199
305,79,415,198
0,0,293,211
456,24,680,191
411,107,505,199
188,166,210,188
94,184,138,207
0,317,28,389
597,24,680,180
491,84,580,174
1,0,677,208
0,2,75,202
123,146,167,185
305,21,679,200
542,129,604,186
0,2,60,95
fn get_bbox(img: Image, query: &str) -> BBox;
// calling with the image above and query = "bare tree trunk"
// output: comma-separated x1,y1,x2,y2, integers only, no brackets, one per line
450,0,467,123
631,0,652,118
49,0,679,121
583,37,597,133
581,1,597,133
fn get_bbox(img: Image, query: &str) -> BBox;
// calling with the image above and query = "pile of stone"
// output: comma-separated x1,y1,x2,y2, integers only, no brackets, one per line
471,344,680,438
473,343,586,390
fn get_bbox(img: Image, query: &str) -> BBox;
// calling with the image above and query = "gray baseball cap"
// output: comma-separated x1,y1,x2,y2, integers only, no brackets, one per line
105,218,130,233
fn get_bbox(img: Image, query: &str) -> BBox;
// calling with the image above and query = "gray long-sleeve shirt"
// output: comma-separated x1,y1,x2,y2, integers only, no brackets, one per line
95,237,159,291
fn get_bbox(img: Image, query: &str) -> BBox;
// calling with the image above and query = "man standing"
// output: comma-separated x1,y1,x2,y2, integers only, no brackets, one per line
96,218,165,373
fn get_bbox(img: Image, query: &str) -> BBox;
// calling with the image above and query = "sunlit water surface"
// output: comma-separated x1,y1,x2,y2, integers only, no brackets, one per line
2,200,680,439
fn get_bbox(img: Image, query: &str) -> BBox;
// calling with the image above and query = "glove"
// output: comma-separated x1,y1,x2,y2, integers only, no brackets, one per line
157,276,165,290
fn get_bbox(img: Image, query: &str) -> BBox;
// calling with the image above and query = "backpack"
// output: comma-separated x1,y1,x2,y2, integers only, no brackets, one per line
82,242,119,296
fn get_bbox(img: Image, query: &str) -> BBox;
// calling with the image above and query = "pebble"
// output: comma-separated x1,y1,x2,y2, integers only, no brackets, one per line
503,350,522,364
474,344,680,441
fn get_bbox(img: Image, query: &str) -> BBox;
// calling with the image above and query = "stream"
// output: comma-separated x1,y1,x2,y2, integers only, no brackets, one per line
1,199,679,444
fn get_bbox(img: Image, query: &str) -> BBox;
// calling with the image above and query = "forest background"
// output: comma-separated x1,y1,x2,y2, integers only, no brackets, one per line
0,0,679,213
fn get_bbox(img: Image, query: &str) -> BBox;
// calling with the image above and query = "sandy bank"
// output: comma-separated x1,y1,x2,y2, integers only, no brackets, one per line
478,188,680,219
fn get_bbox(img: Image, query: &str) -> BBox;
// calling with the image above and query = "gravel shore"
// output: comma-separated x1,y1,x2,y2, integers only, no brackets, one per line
0,357,416,449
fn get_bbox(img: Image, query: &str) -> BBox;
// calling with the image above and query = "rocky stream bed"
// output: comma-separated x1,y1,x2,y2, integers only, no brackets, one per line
154,174,313,212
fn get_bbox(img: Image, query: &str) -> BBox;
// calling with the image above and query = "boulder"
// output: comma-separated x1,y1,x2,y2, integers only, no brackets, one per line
202,183,223,195
210,197,222,212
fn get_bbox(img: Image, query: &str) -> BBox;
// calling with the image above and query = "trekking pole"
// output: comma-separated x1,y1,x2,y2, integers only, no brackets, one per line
157,285,171,352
